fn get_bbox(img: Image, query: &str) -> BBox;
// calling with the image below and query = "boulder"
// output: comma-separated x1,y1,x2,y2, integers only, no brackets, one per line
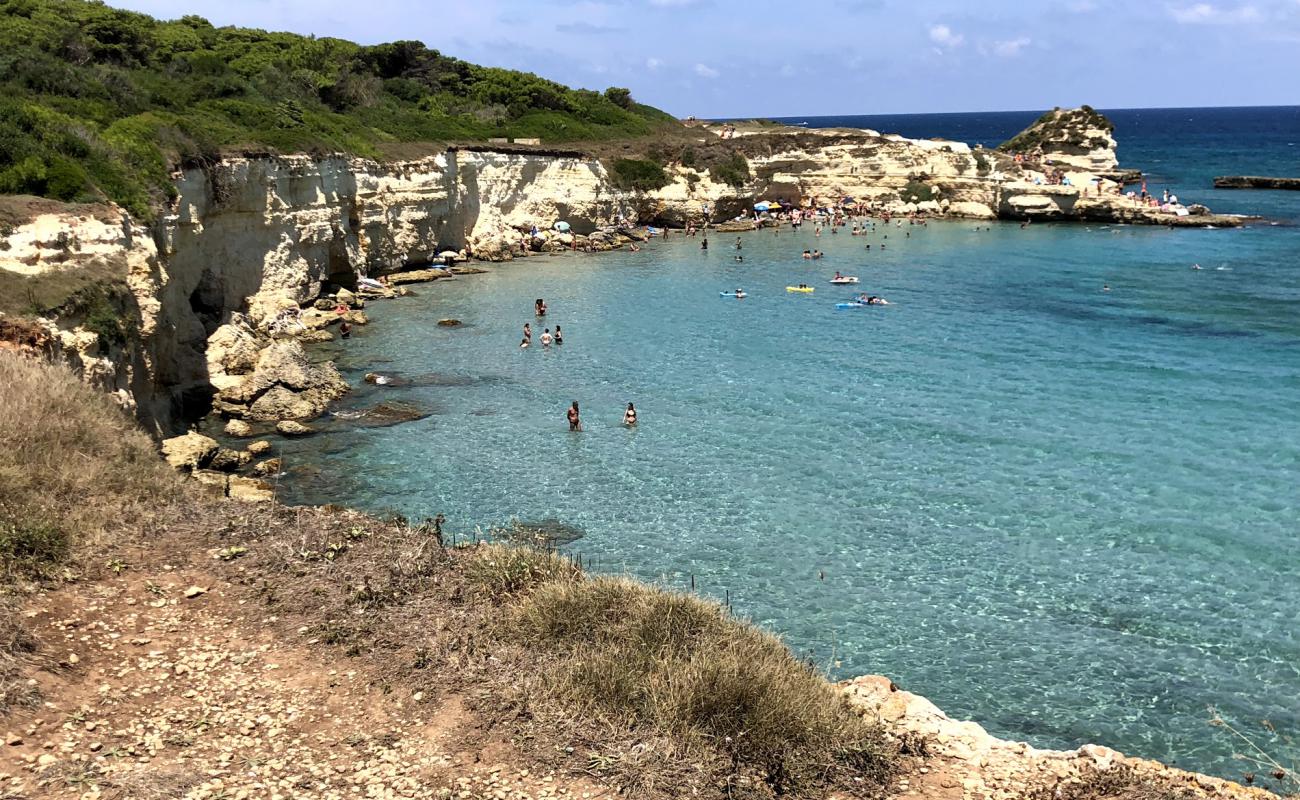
250,385,330,421
207,322,263,378
436,319,462,327
224,419,253,438
161,432,219,472
190,470,230,495
208,447,251,473
294,329,334,343
217,340,350,421
387,268,453,286
228,476,274,503
251,457,283,477
246,440,273,456
335,288,357,306
276,420,313,436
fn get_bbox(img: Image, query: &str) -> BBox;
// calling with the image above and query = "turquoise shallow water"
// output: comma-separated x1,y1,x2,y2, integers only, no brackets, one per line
278,215,1300,779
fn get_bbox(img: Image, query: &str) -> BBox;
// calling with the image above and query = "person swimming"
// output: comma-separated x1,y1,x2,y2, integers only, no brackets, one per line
567,401,582,432
802,249,812,259
535,298,547,316
623,402,637,426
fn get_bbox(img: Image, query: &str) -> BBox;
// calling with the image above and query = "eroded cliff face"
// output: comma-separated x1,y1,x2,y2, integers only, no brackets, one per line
0,114,1232,432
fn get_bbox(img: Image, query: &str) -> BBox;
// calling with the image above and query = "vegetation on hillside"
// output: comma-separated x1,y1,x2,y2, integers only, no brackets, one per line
0,0,676,217
998,105,1115,154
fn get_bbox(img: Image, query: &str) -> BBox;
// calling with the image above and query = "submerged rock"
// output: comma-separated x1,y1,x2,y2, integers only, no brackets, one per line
509,518,586,546
437,319,462,327
335,401,430,429
276,420,313,436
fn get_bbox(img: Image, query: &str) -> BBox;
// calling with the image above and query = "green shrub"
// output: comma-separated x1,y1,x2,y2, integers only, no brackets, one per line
0,518,69,576
901,179,935,203
710,151,750,188
609,157,669,191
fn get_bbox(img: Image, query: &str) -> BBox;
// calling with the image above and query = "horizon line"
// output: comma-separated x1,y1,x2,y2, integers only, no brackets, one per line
708,103,1300,121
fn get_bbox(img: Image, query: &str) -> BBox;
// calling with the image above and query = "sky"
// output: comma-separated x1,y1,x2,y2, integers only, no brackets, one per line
109,0,1300,117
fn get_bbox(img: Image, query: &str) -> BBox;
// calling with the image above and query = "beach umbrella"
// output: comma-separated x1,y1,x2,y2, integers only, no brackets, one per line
437,250,460,260
553,221,571,232
753,202,771,211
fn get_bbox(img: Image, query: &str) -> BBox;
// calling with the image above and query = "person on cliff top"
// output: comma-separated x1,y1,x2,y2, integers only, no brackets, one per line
554,325,564,344
541,328,553,347
567,401,582,432
623,403,638,426
535,298,547,316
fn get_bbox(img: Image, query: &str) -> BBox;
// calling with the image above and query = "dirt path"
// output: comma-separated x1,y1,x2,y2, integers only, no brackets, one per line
0,568,610,800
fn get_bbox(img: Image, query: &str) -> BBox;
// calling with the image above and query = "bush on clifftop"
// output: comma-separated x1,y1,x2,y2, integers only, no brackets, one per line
0,0,677,217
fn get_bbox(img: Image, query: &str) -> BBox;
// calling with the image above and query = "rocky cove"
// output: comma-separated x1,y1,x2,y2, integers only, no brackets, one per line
0,108,1254,438
0,108,1290,799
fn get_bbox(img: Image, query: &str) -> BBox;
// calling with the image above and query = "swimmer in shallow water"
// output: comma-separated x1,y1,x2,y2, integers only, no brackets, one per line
623,403,637,426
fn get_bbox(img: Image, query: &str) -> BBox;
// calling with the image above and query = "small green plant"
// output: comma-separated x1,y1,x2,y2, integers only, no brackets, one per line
0,518,69,577
105,558,128,574
214,546,248,561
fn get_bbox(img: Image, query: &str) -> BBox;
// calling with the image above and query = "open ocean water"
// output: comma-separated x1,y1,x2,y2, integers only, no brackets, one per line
274,107,1300,780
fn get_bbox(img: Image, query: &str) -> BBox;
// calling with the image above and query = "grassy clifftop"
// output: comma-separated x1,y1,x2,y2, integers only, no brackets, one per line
0,0,676,218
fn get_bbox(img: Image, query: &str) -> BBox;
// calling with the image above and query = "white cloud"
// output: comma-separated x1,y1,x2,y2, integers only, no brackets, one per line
1167,3,1261,23
993,36,1032,56
646,57,663,69
928,24,964,48
693,63,720,78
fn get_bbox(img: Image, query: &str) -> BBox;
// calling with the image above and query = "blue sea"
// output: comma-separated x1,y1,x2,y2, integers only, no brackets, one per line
275,107,1300,781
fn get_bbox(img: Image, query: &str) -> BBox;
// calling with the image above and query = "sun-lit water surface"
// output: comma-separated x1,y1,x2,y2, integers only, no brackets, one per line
271,107,1300,779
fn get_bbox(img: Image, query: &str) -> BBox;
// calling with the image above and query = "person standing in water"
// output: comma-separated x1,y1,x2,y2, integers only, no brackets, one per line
535,298,547,317
623,403,637,426
567,401,582,432
541,328,553,346
554,325,564,344
523,322,532,344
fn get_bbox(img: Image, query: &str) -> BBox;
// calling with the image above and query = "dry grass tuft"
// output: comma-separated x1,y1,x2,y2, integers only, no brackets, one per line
0,351,185,576
464,543,582,595
508,576,898,795
0,594,40,711
1028,764,1200,800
